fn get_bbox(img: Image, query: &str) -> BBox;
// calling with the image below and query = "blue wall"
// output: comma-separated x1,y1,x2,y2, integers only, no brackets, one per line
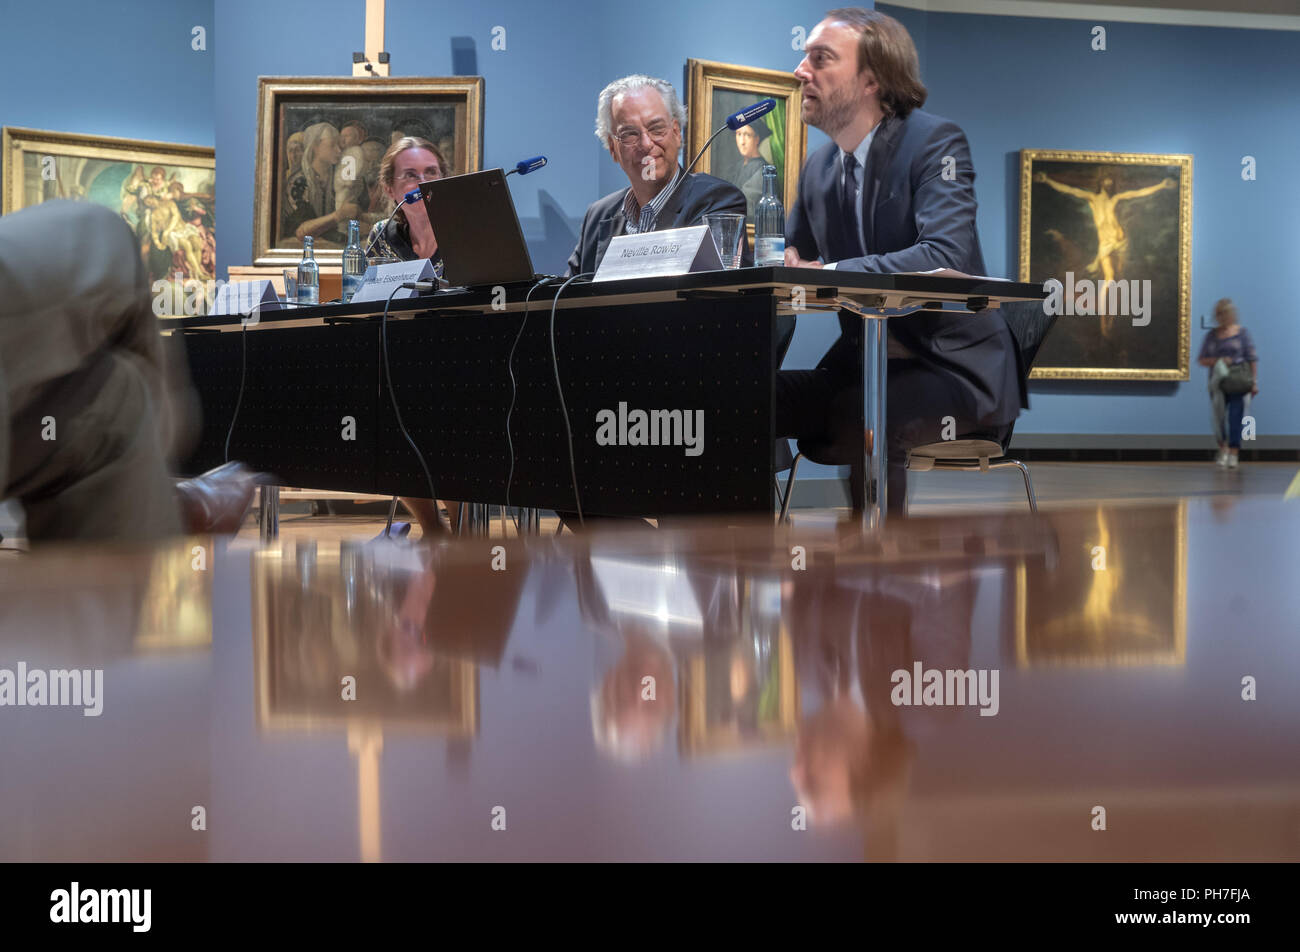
7,0,1294,443
0,0,213,147
881,3,1300,438
214,0,837,279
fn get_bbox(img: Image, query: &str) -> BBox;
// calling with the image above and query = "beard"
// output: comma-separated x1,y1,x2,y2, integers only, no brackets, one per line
803,81,862,138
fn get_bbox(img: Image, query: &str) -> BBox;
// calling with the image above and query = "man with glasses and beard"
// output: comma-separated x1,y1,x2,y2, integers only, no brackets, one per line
565,74,753,276
779,8,1026,515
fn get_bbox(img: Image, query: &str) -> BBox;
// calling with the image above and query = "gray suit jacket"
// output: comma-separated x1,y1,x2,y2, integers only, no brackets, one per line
564,170,753,277
786,109,1026,428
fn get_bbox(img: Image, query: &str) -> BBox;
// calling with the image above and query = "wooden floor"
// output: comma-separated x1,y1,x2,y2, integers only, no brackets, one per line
2,461,1295,550
4,476,1298,861
249,461,1298,545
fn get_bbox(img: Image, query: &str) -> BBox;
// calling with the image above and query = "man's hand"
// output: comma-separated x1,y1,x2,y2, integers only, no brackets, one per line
785,246,823,269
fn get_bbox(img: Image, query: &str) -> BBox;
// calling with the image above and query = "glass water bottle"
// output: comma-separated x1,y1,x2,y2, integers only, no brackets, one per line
297,235,319,306
342,220,365,303
754,165,785,267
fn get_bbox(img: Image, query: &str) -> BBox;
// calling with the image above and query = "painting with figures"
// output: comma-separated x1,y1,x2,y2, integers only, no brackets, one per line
1019,149,1191,380
686,59,805,238
254,77,483,267
2,126,214,316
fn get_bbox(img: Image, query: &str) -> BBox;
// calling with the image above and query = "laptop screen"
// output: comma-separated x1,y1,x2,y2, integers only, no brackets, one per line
419,169,536,287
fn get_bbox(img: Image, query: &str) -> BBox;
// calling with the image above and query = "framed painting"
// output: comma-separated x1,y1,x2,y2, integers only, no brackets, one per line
2,126,215,315
686,59,805,237
253,75,484,267
251,547,480,735
1013,502,1187,667
680,624,798,757
1019,149,1192,380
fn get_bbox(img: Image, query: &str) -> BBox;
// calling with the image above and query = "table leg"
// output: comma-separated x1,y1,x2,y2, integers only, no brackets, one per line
259,485,280,542
863,317,887,529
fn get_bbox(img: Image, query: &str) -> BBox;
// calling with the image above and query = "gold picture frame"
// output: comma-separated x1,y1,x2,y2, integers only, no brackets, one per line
686,58,806,239
250,546,479,736
253,75,484,268
2,126,215,314
680,625,799,757
1013,502,1188,666
1019,149,1192,380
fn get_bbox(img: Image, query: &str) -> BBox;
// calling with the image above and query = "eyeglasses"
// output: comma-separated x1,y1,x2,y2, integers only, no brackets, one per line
613,120,674,148
397,168,441,183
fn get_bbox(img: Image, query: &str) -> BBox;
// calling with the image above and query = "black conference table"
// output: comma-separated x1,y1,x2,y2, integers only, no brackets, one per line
161,267,1045,530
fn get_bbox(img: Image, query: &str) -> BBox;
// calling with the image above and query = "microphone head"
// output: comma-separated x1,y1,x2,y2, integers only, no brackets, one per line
403,186,423,204
725,98,777,131
514,155,548,175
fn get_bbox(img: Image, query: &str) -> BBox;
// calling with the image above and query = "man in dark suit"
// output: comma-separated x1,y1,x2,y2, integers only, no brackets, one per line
779,8,1027,514
556,75,763,530
564,74,752,276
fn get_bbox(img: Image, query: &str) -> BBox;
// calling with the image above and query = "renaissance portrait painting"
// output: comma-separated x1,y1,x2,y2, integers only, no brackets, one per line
253,76,483,267
1019,149,1191,380
687,59,805,233
3,127,215,315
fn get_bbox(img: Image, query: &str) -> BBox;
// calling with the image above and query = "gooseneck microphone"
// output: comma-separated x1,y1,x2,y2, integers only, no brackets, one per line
363,186,423,256
505,155,548,177
683,98,776,176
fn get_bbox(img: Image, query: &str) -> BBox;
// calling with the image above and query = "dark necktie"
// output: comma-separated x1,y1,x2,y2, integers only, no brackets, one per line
839,151,864,258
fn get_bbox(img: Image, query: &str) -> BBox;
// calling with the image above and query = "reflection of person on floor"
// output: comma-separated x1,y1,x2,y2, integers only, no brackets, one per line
376,558,438,693
591,631,677,761
572,547,681,760
786,564,977,858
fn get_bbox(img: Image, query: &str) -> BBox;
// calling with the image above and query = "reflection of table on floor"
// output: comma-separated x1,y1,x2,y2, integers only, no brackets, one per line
4,503,1297,861
162,267,1044,530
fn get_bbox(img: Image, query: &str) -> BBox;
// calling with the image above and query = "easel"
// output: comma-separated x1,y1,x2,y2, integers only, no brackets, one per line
352,0,391,77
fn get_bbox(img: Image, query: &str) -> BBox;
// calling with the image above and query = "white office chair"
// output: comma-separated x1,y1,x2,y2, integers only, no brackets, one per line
905,438,1037,511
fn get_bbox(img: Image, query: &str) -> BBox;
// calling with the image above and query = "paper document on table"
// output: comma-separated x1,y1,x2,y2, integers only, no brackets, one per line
896,268,1012,281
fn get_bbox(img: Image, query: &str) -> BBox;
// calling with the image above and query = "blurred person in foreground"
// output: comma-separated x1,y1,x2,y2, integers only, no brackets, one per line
0,200,258,544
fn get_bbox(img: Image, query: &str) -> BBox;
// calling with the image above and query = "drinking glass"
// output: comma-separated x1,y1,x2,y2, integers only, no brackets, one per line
703,213,745,269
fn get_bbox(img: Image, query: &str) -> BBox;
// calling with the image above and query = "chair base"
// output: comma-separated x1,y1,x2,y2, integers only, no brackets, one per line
911,455,1037,512
778,450,1038,520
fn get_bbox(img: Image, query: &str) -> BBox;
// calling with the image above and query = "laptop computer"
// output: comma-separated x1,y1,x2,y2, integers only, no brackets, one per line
419,169,538,288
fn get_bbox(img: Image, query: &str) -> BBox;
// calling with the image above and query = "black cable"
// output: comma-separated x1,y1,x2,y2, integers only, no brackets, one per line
223,317,249,462
381,284,440,510
548,272,595,525
505,276,561,510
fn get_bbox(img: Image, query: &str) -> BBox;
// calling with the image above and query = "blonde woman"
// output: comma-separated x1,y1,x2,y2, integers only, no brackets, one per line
1197,298,1258,469
367,137,457,537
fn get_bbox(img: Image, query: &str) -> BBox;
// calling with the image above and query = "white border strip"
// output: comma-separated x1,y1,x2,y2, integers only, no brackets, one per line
882,0,1300,32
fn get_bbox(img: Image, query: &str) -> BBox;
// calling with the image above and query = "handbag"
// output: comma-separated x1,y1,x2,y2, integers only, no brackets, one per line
1220,361,1254,395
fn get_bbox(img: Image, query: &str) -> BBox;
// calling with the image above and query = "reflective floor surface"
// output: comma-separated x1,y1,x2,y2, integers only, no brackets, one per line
1,497,1297,861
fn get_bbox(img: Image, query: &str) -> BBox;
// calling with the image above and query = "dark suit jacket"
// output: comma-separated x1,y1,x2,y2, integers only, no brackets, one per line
564,170,753,277
786,109,1027,428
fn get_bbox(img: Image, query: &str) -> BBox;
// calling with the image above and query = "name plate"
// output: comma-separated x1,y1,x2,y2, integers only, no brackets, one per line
210,279,283,317
592,224,722,282
350,259,438,303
